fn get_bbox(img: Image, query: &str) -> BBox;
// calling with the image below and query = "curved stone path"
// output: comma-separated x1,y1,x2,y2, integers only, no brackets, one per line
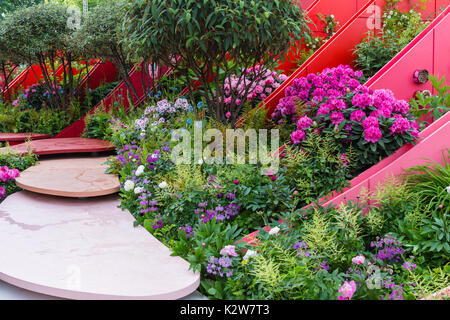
0,192,200,300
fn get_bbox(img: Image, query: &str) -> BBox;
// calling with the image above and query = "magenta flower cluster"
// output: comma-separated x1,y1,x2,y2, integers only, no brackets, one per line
222,65,287,107
272,64,363,123
272,65,419,149
0,166,20,200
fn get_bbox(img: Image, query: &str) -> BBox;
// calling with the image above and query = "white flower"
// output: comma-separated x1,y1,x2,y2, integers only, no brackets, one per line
268,226,280,236
134,187,144,194
198,159,203,165
124,180,135,192
446,186,450,194
158,181,168,189
135,165,145,177
243,250,257,261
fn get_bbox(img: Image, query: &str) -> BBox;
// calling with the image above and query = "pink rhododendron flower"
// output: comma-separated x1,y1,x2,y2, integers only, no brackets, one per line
364,126,382,143
297,116,313,130
220,245,238,257
330,111,345,124
0,186,6,199
362,116,380,130
350,110,366,122
338,280,357,300
390,117,411,134
291,130,306,144
226,112,231,119
352,254,365,265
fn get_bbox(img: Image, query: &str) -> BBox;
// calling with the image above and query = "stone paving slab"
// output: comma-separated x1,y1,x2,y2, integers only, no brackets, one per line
15,157,119,198
0,138,115,156
0,192,200,300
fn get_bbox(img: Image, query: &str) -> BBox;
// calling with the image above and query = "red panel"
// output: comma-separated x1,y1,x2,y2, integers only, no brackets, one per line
433,9,450,88
366,6,450,100
56,62,172,138
367,32,435,100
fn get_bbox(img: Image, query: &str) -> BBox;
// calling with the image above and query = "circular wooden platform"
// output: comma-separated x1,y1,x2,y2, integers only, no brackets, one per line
0,192,200,300
15,157,119,198
0,138,115,156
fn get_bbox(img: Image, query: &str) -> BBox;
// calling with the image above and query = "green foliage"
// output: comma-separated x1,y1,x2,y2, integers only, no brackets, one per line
122,0,310,124
410,75,450,121
282,133,353,203
0,2,80,109
0,149,36,171
0,100,90,135
354,7,428,80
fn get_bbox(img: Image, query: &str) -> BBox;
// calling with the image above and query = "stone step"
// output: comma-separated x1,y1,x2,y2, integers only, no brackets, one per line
0,191,200,300
0,137,115,156
15,157,120,198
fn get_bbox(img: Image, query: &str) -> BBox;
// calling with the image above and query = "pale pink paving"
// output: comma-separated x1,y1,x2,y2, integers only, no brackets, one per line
15,157,120,198
0,192,200,300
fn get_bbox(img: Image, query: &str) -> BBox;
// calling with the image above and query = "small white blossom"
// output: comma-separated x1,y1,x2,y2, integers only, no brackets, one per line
135,165,145,176
446,186,450,194
158,181,168,189
124,180,135,192
243,250,257,261
268,226,280,236
134,187,144,194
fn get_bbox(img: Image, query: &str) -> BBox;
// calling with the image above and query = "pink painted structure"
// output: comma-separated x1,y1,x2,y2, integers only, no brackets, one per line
239,0,449,123
239,2,450,243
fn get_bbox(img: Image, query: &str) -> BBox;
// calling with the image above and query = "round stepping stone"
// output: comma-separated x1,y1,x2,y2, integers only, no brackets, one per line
15,157,119,198
0,137,114,156
0,192,200,300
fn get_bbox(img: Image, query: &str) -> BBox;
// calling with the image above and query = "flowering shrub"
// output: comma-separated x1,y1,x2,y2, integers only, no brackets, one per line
12,83,64,111
221,66,287,112
272,65,419,167
0,165,20,201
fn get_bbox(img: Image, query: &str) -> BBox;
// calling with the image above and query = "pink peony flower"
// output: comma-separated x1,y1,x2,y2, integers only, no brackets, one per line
226,112,231,119
338,280,357,300
352,254,365,265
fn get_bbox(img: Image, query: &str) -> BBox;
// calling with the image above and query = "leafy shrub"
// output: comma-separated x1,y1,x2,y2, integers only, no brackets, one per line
410,75,450,122
122,0,310,125
354,7,428,80
273,65,419,169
